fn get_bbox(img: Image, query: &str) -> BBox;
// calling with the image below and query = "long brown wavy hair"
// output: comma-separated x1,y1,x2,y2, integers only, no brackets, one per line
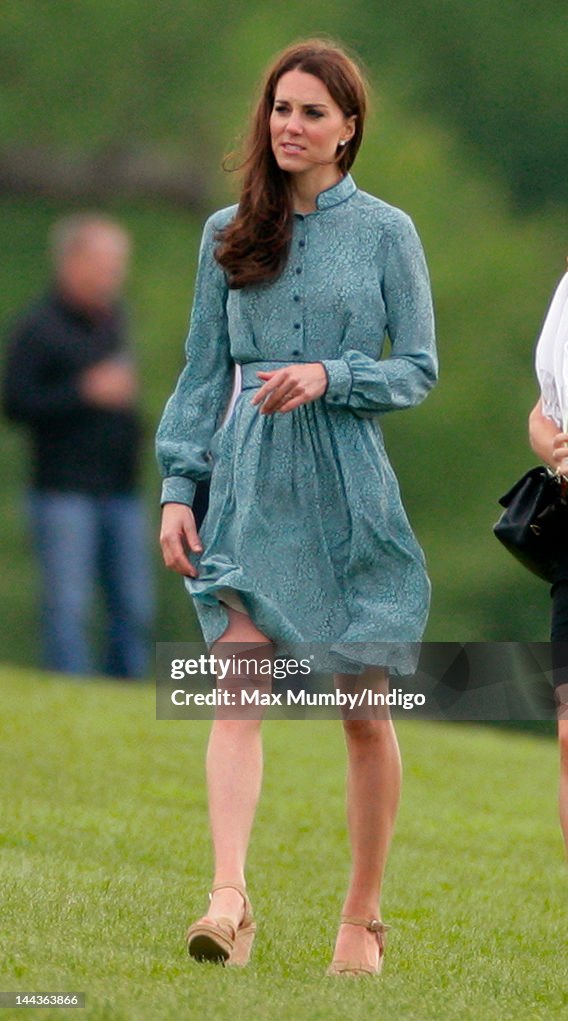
215,39,368,289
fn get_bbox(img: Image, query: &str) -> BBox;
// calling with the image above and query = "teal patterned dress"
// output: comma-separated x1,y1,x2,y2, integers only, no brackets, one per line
155,173,438,674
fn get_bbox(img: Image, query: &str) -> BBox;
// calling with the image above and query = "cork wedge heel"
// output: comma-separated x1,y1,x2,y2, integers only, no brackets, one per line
185,880,256,967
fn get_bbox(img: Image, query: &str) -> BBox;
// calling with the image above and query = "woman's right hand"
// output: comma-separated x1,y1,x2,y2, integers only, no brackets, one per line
552,432,568,473
159,503,202,578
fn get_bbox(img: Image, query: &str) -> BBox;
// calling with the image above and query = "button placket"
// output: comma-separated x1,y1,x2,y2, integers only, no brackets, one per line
291,222,306,358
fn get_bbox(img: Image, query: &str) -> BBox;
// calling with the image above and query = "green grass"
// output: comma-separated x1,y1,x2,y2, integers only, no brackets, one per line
0,666,566,1021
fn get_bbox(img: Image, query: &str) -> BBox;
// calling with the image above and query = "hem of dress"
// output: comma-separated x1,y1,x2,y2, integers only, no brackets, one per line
183,577,421,676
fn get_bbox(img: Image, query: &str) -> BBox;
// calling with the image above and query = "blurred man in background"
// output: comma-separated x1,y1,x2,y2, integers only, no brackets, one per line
2,213,154,678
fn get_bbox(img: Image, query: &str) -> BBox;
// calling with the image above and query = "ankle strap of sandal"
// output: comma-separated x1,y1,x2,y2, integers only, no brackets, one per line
340,914,391,932
209,880,248,901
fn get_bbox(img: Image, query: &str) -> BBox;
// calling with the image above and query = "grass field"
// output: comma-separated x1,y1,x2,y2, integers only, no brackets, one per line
0,665,566,1021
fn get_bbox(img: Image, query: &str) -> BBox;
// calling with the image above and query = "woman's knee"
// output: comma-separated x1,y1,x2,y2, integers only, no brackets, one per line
211,716,263,736
342,716,393,743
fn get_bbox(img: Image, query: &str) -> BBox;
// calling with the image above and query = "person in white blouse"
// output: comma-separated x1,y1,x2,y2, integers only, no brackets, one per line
528,267,568,856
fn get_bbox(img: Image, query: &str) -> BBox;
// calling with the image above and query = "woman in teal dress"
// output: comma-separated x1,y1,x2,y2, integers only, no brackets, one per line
156,39,437,976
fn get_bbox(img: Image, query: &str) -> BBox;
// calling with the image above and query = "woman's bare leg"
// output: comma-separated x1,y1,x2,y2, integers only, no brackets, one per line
201,605,272,929
558,717,568,856
329,667,402,969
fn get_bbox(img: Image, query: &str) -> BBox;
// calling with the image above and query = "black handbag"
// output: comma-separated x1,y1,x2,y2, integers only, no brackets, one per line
493,466,568,581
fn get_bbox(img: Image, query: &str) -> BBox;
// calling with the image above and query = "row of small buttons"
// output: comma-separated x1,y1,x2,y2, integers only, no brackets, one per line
291,234,305,357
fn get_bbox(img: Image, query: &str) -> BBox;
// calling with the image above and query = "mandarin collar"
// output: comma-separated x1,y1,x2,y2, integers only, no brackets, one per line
315,173,357,210
293,173,357,217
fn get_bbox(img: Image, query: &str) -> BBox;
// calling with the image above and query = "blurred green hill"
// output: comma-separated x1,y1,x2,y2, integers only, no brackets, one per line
1,2,567,666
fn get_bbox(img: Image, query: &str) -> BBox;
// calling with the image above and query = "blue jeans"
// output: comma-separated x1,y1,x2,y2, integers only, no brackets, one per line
26,489,154,678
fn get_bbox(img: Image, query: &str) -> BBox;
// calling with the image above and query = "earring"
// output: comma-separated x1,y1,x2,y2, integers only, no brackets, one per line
338,140,348,147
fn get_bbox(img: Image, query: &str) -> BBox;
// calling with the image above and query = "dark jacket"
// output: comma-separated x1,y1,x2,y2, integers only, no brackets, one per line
2,287,144,494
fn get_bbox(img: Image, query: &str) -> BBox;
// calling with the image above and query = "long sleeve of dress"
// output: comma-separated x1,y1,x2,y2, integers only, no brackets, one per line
155,214,235,507
319,212,437,415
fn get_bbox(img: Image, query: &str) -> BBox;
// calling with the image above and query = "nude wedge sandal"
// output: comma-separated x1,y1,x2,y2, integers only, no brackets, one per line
325,914,390,977
185,880,256,967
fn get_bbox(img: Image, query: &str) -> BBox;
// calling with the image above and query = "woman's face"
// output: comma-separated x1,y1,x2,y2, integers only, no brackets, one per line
269,69,355,178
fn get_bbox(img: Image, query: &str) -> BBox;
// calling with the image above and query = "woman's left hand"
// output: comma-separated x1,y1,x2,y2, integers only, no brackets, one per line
251,362,328,414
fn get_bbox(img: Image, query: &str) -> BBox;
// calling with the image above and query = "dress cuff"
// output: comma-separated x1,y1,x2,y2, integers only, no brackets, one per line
160,476,197,507
320,359,353,406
